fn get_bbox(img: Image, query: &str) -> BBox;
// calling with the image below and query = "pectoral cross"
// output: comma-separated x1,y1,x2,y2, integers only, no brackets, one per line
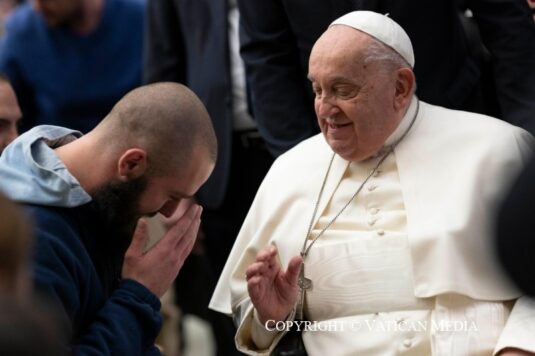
298,262,313,290
296,261,312,320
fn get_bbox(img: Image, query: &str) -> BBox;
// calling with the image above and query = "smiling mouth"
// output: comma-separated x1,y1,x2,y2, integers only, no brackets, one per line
328,122,352,129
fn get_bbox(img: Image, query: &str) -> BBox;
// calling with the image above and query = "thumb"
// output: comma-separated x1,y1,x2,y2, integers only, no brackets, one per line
127,219,150,255
285,255,303,286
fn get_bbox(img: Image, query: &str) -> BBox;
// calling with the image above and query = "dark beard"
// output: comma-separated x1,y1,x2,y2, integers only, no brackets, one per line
90,177,148,235
87,177,148,295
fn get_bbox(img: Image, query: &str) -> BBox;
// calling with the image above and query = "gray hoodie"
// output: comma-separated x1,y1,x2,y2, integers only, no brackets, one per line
0,125,91,207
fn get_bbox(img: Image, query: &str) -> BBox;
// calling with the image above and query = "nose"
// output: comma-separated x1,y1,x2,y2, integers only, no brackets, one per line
32,0,43,12
6,125,18,145
159,200,179,218
316,95,340,120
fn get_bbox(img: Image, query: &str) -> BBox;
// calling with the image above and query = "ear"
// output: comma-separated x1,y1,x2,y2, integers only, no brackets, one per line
117,148,147,181
393,68,415,111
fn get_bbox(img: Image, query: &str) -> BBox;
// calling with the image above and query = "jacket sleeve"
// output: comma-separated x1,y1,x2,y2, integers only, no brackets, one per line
142,0,186,84
470,0,535,133
237,0,319,156
73,279,163,355
32,213,162,355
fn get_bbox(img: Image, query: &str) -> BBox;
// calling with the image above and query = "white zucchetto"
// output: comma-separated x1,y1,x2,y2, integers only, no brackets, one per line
330,11,415,67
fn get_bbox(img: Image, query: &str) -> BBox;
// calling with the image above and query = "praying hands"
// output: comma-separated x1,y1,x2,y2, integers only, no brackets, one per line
245,245,303,324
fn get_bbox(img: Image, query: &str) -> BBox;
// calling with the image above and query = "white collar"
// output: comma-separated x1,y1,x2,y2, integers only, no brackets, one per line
384,95,418,147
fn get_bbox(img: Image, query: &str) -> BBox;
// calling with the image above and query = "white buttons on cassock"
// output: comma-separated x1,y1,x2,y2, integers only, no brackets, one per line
370,207,380,215
368,184,377,191
376,229,385,236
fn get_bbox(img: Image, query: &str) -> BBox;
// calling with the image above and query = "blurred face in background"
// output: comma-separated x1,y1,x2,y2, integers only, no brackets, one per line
528,0,535,21
0,80,21,153
32,0,83,27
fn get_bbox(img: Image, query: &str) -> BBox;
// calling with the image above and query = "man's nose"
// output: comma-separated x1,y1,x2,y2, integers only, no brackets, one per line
159,200,179,218
316,96,340,119
32,0,43,13
6,125,18,145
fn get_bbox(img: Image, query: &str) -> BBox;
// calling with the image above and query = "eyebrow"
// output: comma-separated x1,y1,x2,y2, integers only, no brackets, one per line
307,75,356,84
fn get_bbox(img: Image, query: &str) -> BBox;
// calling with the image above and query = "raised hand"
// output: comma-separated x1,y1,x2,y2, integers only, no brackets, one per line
245,245,303,324
121,201,202,298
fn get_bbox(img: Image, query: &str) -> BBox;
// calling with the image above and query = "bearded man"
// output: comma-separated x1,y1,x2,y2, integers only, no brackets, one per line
0,82,217,355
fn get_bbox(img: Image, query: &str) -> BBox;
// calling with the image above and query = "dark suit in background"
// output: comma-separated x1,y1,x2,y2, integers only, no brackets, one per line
237,0,535,156
496,152,535,297
144,0,272,355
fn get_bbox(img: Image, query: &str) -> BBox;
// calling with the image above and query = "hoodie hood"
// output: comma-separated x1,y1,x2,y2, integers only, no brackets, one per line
0,125,91,207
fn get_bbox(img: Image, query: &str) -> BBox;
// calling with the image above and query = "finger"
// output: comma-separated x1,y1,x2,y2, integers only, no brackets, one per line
247,277,265,300
264,246,281,270
162,204,200,249
245,261,272,280
256,245,278,263
285,255,303,286
248,275,270,294
162,198,196,227
175,206,202,260
126,219,149,255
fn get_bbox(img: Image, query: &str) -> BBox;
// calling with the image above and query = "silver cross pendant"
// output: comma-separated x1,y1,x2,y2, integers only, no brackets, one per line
298,262,313,291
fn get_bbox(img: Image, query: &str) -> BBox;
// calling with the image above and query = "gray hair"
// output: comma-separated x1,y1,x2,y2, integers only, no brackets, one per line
362,37,416,94
363,37,411,70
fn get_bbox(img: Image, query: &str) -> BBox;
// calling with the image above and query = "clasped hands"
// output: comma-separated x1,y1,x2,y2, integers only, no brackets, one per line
121,198,202,298
245,245,303,325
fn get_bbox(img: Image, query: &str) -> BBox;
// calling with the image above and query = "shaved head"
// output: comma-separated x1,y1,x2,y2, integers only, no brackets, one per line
93,82,217,176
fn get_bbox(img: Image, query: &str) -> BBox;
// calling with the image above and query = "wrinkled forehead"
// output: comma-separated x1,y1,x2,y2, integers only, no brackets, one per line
312,26,375,61
309,26,375,76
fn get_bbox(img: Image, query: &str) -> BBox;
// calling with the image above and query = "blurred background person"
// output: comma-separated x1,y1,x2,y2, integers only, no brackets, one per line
0,73,21,153
0,0,23,36
0,190,30,298
0,192,65,355
496,153,535,297
144,0,272,354
0,0,144,133
237,0,535,156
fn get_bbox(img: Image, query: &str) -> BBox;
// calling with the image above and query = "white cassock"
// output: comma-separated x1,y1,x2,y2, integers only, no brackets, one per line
209,97,535,355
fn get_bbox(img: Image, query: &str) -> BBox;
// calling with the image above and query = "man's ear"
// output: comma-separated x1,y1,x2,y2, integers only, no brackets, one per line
117,148,147,181
393,68,415,111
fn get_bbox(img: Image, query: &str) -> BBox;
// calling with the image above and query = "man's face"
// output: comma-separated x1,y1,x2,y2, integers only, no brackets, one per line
32,0,82,27
135,148,214,219
0,81,22,153
308,26,403,162
91,146,213,238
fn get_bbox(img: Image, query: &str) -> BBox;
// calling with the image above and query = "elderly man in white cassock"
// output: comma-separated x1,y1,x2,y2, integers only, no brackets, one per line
209,11,535,356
